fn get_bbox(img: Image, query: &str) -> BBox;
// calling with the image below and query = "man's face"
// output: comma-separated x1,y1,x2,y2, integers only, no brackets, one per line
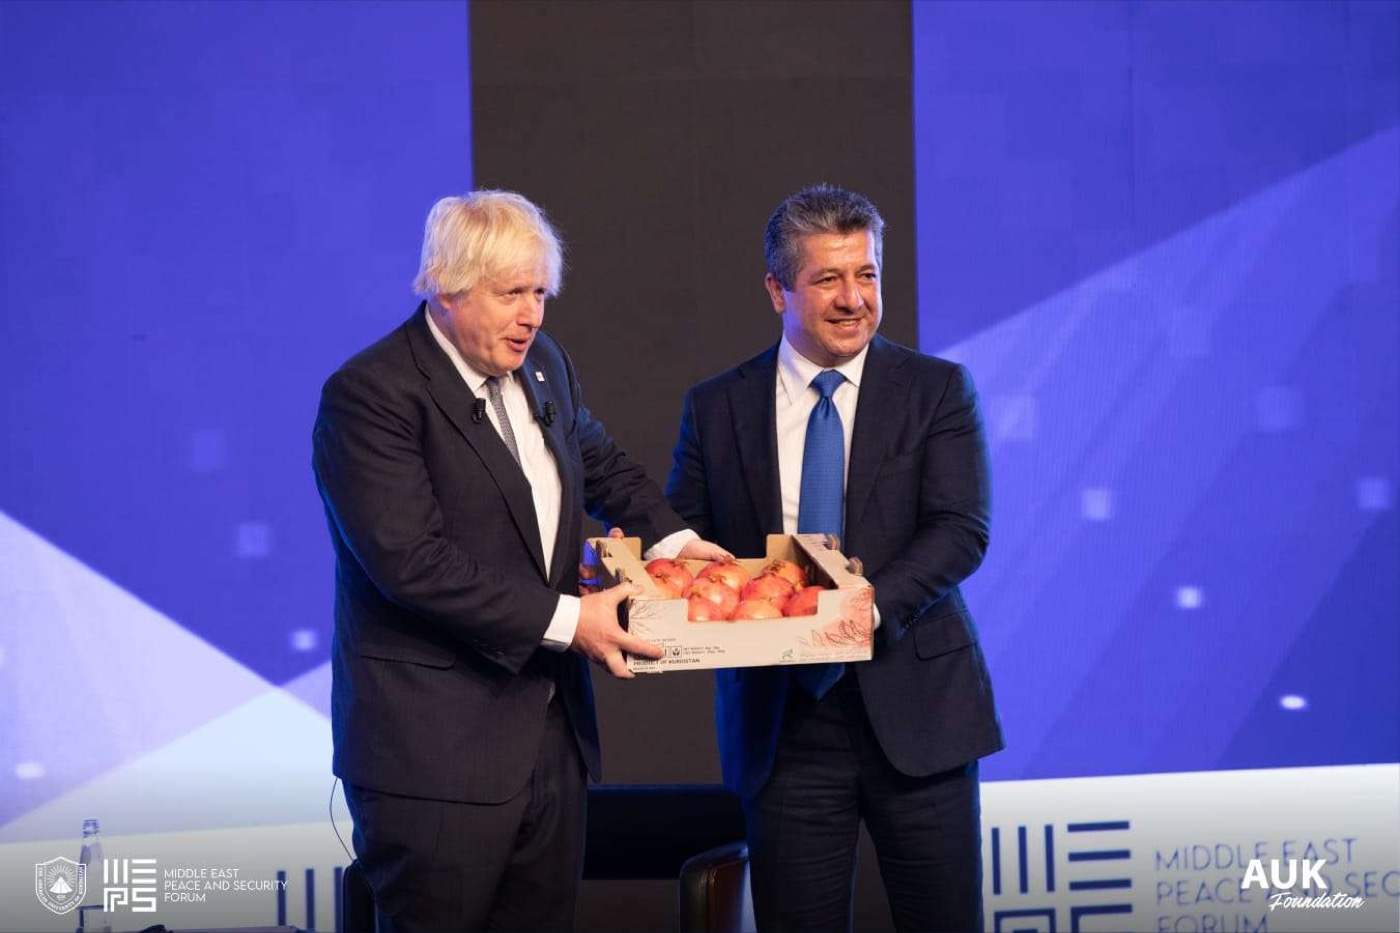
766,230,882,368
433,271,550,376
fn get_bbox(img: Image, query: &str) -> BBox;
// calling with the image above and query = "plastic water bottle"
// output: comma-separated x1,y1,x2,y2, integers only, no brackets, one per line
78,819,103,905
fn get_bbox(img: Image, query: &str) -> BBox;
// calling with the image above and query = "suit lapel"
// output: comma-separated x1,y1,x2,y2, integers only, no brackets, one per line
846,336,908,538
728,347,783,534
405,308,549,580
517,357,576,589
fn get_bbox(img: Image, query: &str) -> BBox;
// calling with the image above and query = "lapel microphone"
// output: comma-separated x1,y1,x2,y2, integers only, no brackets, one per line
536,401,556,427
472,398,486,424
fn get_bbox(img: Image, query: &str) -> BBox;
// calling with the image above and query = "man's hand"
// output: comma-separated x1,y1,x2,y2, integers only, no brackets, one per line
677,538,732,562
572,580,663,679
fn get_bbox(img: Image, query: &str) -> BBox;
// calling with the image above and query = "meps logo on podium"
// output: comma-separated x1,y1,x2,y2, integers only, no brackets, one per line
979,764,1397,933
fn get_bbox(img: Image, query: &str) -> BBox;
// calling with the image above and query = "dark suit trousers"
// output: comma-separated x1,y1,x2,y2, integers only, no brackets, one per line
743,675,984,933
345,696,587,932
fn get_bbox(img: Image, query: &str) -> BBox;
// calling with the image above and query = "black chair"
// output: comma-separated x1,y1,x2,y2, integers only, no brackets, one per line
678,841,751,933
338,784,748,932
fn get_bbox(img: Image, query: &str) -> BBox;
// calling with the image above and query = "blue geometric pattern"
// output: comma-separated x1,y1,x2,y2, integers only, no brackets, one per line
0,0,473,694
915,2,1400,782
939,128,1398,778
0,1,472,833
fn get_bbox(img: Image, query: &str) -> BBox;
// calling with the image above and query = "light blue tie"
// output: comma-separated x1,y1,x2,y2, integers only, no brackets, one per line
796,369,847,698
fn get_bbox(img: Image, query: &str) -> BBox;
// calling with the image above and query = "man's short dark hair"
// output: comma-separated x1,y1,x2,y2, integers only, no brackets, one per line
764,184,885,290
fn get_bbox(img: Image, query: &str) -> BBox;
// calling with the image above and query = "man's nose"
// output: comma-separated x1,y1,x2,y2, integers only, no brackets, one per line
521,295,545,327
836,277,864,310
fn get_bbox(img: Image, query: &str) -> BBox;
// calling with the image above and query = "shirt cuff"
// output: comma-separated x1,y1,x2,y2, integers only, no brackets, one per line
872,603,882,631
541,594,581,651
644,528,699,561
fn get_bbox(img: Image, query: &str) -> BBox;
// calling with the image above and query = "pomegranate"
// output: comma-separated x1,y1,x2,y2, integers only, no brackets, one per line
648,574,686,599
689,578,740,620
784,585,822,617
695,559,751,591
688,595,728,622
762,558,808,589
732,599,785,620
740,573,795,610
645,558,694,593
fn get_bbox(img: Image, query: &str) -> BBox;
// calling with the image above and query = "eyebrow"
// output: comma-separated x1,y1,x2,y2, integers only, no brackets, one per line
807,263,878,278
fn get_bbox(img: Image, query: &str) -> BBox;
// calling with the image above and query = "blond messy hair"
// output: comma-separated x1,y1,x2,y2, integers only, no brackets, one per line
412,190,564,299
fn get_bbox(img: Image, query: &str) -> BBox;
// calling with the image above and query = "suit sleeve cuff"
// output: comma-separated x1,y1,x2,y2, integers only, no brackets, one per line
541,594,580,651
644,528,699,561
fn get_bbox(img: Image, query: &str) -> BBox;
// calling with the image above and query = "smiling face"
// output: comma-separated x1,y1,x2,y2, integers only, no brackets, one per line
766,229,882,368
430,271,550,376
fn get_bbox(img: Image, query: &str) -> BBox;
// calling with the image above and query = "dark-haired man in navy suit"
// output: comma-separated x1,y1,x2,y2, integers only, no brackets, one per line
314,190,727,932
667,185,1004,932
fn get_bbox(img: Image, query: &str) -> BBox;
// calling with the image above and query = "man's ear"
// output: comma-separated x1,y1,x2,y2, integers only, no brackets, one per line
764,273,786,314
426,293,449,321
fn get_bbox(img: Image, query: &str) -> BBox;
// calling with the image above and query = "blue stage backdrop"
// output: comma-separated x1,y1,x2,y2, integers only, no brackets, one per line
0,0,472,828
913,1,1399,780
0,0,1396,872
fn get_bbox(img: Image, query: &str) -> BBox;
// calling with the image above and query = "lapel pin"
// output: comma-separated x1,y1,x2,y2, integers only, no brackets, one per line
534,370,545,383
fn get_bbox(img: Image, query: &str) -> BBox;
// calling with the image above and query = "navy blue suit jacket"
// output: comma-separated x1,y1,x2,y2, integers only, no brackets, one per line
666,335,1005,798
313,307,687,804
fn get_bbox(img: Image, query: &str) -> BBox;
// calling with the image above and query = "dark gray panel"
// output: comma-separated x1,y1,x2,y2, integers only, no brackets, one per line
472,5,910,927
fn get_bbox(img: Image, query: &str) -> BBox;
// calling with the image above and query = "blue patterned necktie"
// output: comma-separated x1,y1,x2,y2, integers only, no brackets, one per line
796,369,847,698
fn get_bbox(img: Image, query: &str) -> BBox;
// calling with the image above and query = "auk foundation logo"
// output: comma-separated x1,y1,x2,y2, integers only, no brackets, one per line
1240,858,1366,913
34,857,86,915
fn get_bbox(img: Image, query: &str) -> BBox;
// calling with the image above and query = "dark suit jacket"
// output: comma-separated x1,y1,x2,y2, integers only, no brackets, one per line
666,335,1005,798
313,306,687,804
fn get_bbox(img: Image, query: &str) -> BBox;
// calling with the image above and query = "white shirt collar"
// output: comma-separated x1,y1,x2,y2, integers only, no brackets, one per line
424,304,497,394
776,334,869,404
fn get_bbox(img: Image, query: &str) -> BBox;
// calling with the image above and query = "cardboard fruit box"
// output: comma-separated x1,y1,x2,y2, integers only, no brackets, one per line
583,533,874,673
